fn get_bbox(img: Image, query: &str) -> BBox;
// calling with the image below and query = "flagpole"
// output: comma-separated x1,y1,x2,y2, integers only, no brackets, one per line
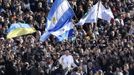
96,0,101,21
74,14,79,23
65,0,79,42
93,0,101,40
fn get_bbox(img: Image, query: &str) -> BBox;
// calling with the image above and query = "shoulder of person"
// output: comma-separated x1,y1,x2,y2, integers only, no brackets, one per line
60,55,66,58
68,55,74,58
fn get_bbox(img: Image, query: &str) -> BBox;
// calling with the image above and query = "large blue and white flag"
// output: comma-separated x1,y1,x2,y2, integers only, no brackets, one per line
40,0,74,42
46,0,74,32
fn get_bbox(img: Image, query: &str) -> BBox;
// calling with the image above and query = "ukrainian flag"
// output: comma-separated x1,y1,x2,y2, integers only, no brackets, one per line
7,23,36,39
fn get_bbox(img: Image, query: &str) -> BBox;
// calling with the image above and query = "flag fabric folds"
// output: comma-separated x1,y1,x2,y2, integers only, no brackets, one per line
51,20,73,37
77,1,114,25
54,28,75,42
40,0,74,42
76,2,98,25
98,1,114,22
7,23,36,39
40,32,51,42
51,20,74,41
56,29,74,42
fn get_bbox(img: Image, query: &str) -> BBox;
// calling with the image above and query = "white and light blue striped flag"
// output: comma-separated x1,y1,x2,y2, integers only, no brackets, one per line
77,1,114,25
46,0,74,32
40,0,74,42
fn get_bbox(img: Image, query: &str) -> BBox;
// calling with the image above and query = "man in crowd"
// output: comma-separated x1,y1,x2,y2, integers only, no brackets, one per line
59,50,77,75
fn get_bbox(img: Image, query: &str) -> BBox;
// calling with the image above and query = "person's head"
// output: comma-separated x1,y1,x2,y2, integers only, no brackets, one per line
24,62,29,68
65,50,70,56
74,54,79,59
98,70,104,75
38,2,42,8
73,67,79,72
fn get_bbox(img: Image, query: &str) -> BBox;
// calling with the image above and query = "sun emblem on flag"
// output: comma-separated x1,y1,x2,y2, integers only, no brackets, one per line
52,17,57,24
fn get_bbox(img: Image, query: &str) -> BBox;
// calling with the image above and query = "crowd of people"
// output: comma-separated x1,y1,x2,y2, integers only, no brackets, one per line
0,0,134,75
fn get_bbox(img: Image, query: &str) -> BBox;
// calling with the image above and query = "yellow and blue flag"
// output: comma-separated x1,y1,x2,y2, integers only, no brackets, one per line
7,23,36,39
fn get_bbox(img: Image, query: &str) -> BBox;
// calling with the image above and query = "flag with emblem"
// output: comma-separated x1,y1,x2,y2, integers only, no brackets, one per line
40,0,75,42
45,0,74,32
